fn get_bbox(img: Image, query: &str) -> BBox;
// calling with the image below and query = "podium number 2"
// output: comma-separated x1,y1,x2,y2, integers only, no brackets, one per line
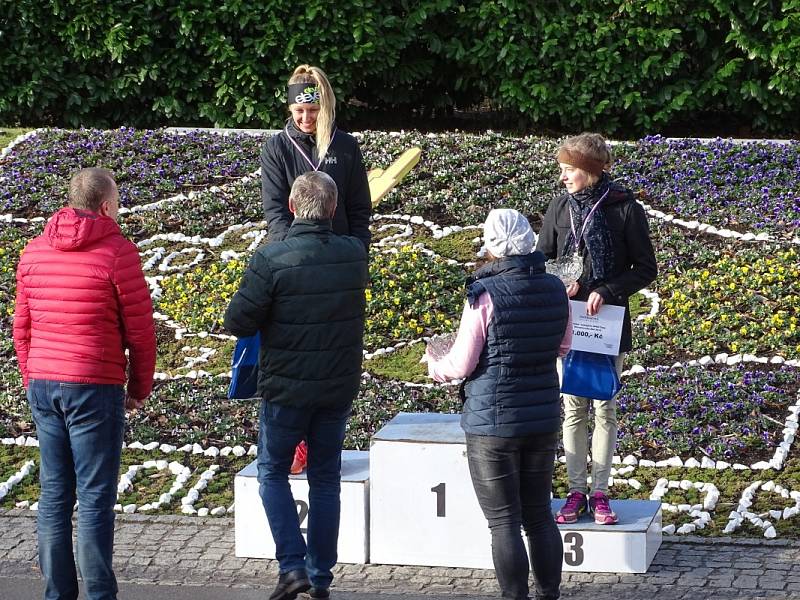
563,532,584,566
431,483,446,517
296,500,309,533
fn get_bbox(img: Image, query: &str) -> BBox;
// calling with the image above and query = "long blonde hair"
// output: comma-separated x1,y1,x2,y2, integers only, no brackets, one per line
288,65,336,157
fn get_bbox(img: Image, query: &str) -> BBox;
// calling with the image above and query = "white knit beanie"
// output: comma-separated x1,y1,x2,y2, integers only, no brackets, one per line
483,208,536,257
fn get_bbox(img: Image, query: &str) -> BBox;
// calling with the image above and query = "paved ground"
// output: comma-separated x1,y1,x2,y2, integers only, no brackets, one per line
1,509,799,599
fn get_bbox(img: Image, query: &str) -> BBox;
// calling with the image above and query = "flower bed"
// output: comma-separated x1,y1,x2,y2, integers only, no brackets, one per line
0,128,266,216
615,136,800,240
616,363,800,462
365,246,462,350
359,131,562,226
3,128,800,537
639,246,800,361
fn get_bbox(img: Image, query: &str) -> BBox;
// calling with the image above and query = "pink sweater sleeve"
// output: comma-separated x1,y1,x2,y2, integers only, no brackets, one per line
559,303,573,357
426,293,493,382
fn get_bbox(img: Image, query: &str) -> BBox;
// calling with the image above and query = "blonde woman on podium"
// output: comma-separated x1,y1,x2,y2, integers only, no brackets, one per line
259,64,372,476
425,209,572,600
261,64,371,250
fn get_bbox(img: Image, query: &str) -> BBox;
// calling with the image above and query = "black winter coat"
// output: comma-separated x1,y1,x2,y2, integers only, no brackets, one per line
223,220,368,408
260,120,372,249
536,185,657,352
461,253,570,437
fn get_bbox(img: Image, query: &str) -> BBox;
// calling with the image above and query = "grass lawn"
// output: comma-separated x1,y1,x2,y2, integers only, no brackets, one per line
0,128,31,149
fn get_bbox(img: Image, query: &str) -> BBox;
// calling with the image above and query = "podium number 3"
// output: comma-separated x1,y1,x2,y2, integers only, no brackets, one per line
563,532,584,566
431,483,446,517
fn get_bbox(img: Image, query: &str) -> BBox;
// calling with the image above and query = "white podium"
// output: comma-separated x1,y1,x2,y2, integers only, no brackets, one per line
234,450,369,564
553,499,662,573
369,412,662,572
370,412,493,568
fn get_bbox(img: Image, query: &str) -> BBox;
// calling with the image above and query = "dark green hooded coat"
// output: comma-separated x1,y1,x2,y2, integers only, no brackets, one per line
224,219,368,408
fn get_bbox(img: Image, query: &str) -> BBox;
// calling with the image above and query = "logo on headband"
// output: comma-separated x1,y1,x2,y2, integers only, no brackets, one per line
289,83,320,105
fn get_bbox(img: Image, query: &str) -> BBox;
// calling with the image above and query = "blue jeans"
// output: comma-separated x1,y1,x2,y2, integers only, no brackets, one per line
466,431,562,600
27,380,125,600
257,400,351,589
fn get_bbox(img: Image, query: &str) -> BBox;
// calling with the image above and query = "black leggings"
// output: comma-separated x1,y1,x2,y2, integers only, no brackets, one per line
466,431,562,600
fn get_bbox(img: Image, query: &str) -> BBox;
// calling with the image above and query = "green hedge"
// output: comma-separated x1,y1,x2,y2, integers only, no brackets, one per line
2,0,798,134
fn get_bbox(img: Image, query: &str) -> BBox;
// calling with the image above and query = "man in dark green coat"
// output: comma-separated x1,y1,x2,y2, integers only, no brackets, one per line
224,171,368,600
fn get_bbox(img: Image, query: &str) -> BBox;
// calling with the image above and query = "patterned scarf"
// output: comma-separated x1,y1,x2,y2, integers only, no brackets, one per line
562,173,616,285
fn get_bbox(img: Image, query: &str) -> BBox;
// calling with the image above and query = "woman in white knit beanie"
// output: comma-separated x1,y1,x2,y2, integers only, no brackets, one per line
483,208,537,258
425,207,572,600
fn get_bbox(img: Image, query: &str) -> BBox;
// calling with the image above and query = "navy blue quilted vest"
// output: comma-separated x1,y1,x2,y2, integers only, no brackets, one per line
461,252,570,437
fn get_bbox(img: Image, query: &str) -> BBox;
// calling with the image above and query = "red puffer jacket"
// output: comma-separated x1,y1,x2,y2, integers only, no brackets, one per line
13,207,156,399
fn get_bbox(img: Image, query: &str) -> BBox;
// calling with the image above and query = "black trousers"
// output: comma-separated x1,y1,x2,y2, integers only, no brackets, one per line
466,431,562,600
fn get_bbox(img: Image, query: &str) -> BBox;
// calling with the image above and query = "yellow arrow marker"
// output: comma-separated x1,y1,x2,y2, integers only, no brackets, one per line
368,147,421,207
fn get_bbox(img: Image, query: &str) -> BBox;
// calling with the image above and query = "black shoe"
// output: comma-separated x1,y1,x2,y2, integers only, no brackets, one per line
269,569,311,600
308,588,330,599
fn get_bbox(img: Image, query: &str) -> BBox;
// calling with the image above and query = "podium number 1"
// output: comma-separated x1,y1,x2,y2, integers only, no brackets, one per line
431,482,446,517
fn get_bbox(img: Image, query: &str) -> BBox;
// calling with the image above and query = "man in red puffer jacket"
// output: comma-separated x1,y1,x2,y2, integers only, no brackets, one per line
13,167,156,600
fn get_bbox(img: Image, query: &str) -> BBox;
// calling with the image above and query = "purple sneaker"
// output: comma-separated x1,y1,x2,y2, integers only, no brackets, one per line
589,491,619,525
556,490,588,524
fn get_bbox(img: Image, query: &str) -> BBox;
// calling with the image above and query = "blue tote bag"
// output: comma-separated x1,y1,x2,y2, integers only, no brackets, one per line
561,350,622,401
227,333,261,399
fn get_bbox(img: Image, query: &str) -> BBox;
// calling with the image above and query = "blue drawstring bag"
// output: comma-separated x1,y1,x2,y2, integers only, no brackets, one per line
561,350,622,401
228,333,260,399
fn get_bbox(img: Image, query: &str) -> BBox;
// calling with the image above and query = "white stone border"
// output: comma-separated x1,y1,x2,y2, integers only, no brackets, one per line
0,214,46,226
723,480,800,538
0,445,235,517
0,128,45,160
126,440,257,458
636,288,660,322
137,221,268,251
640,200,800,246
608,465,642,490
119,168,261,215
158,247,205,273
141,212,473,382
0,459,35,502
362,337,462,390
149,311,235,381
141,222,266,329
116,459,173,513
0,440,241,516
179,464,222,516
650,478,719,534
376,241,475,268
373,212,483,241
623,352,800,377
165,127,279,137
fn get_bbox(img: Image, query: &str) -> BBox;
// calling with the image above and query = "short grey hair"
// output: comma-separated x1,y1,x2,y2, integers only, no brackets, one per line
68,167,117,211
290,171,337,220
